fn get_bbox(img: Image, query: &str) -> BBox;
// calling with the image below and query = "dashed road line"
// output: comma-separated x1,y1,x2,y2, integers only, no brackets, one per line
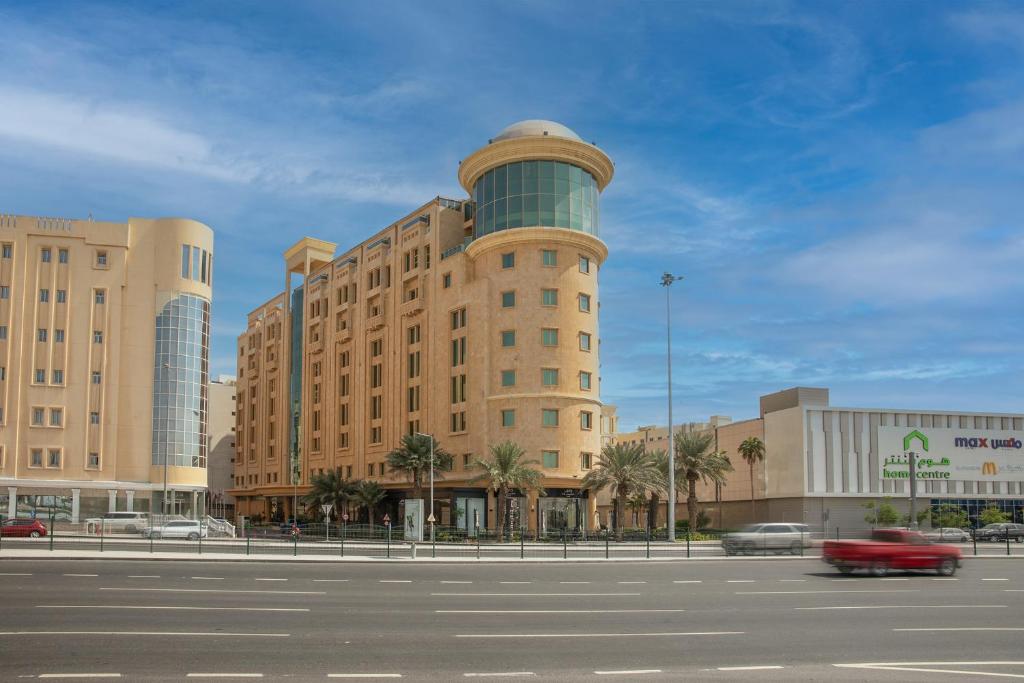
559,581,591,585
441,581,472,584
727,580,755,583
312,579,349,583
594,670,661,675
431,593,641,597
62,574,98,578
327,675,402,679
982,578,1009,581
191,577,224,581
463,673,535,678
0,573,33,576
38,605,309,612
187,675,264,679
455,631,742,639
437,609,685,614
0,631,289,638
894,627,1024,632
254,578,287,582
618,581,646,584
673,580,701,584
738,589,919,595
379,580,412,584
38,675,121,679
718,666,784,671
797,605,1005,611
100,588,323,595
779,579,806,582
127,575,160,579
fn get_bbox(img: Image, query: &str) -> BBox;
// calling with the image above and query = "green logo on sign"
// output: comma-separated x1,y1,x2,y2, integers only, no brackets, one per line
903,430,929,452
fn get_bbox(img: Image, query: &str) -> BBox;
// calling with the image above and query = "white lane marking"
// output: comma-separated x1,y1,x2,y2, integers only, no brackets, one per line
983,578,1010,581
437,609,686,614
432,593,641,597
0,631,288,637
895,628,1024,632
456,631,742,638
313,579,349,582
327,675,402,679
673,580,701,583
595,670,661,676
718,666,784,671
879,578,909,581
559,581,591,584
187,675,264,679
797,605,1006,611
191,577,224,581
127,575,160,579
379,580,412,583
38,605,309,612
932,578,959,581
499,581,531,584
100,588,324,595
63,574,98,578
779,579,806,582
738,589,920,595
254,578,287,582
0,573,32,576
727,580,755,583
38,675,121,679
835,662,1024,678
463,674,535,678
441,581,472,584
618,581,646,584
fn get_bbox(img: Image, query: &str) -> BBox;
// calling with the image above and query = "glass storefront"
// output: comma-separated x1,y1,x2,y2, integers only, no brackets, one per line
152,293,211,469
473,160,600,238
538,489,589,534
932,498,1024,524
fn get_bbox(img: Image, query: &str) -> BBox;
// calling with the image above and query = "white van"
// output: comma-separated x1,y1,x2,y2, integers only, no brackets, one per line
99,511,150,534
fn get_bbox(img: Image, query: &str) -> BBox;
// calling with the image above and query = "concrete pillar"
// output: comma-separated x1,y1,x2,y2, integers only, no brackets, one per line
71,489,81,524
107,489,117,513
8,487,17,520
526,489,539,535
586,495,597,532
192,490,199,520
126,490,135,512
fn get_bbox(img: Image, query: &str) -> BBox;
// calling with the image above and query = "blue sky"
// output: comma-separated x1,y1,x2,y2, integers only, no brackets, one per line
1,1,1022,431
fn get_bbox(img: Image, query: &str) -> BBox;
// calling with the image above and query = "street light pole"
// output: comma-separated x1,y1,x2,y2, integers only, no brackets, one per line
661,273,683,542
162,362,171,520
415,432,435,542
908,450,918,529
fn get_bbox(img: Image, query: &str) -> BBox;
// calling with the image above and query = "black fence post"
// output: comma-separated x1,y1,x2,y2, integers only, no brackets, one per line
100,522,104,553
198,529,202,556
476,528,481,560
762,527,767,557
562,528,567,560
386,524,391,559
605,531,610,560
246,535,250,556
1007,531,1012,557
646,527,651,559
49,514,55,552
973,531,977,556
520,530,524,560
686,530,691,559
293,532,298,557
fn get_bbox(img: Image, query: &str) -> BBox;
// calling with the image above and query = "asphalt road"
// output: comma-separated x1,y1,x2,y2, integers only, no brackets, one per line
1,557,1023,680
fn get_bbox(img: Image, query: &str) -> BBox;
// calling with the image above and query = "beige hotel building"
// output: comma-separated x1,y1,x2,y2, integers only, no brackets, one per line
0,214,213,523
230,120,614,534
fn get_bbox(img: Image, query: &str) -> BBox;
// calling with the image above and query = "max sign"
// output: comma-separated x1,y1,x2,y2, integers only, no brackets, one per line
878,426,1024,483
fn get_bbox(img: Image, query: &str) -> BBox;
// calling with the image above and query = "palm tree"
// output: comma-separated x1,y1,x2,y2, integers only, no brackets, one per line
627,492,648,527
582,443,662,541
386,434,454,501
352,480,386,530
470,441,544,541
302,470,355,522
675,431,733,531
646,450,670,530
737,436,765,521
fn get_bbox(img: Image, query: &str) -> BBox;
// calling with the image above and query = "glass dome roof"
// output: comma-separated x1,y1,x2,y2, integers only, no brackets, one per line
492,120,582,143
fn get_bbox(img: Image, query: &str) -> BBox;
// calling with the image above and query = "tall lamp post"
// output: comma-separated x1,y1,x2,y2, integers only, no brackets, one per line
415,432,435,542
661,273,683,542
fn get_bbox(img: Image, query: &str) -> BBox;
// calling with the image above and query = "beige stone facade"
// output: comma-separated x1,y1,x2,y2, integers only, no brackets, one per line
0,214,213,522
206,376,237,519
231,121,614,534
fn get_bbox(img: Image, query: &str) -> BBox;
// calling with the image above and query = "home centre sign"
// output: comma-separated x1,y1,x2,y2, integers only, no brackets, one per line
879,426,1024,483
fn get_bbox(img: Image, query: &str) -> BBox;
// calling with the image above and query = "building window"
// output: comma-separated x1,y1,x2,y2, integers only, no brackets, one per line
52,369,64,385
181,245,190,279
59,248,69,264
451,337,466,367
442,272,452,288
542,289,558,306
579,293,591,313
579,255,591,273
30,449,43,467
371,339,383,356
542,328,559,346
542,409,559,427
501,291,516,308
35,369,46,383
501,252,515,269
50,408,63,427
339,374,350,397
93,330,103,344
88,452,100,468
580,371,592,391
32,407,45,425
462,453,471,469
90,411,100,425
340,351,350,368
370,364,382,388
39,288,49,303
95,290,105,304
37,328,48,342
1,244,10,258
542,450,559,468
407,325,421,345
581,411,593,430
408,351,421,379
56,290,67,303
579,332,592,351
580,452,593,469
501,369,516,387
0,326,6,340
96,251,107,267
48,449,62,468
451,307,467,330
340,404,350,426
92,371,102,385
501,330,516,347
370,426,382,444
541,368,559,386
339,431,350,448
408,386,420,412
542,249,557,267
501,409,515,427
0,286,8,299
54,329,65,343
371,395,382,419
41,248,51,263
0,366,4,381
450,411,467,433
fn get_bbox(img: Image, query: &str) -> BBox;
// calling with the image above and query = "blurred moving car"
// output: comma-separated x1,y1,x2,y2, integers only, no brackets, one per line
973,523,1024,543
925,527,970,543
142,520,207,540
823,528,961,576
722,523,811,555
0,518,48,538
101,511,150,533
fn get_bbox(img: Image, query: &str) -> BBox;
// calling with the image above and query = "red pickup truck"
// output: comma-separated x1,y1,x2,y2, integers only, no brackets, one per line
822,529,962,577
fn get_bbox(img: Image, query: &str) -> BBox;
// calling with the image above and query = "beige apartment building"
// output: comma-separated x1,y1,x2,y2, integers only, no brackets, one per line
230,120,614,534
0,213,213,523
206,376,237,520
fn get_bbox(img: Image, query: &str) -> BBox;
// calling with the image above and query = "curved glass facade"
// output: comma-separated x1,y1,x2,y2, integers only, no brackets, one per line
152,293,211,468
473,160,600,239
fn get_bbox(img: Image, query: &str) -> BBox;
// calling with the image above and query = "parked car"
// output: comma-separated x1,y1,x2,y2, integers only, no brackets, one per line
722,523,811,555
925,527,970,543
823,528,961,576
0,518,48,538
142,520,207,540
100,511,150,534
973,523,1024,542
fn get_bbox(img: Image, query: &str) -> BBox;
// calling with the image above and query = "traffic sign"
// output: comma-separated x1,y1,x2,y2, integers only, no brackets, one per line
320,503,333,517
342,513,349,522
427,513,436,523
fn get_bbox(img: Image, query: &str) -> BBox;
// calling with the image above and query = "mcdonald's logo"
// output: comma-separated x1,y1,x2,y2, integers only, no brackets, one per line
982,462,999,476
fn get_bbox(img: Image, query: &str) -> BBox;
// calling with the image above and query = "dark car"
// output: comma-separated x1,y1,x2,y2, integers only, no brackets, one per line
1,518,48,538
973,523,1024,542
